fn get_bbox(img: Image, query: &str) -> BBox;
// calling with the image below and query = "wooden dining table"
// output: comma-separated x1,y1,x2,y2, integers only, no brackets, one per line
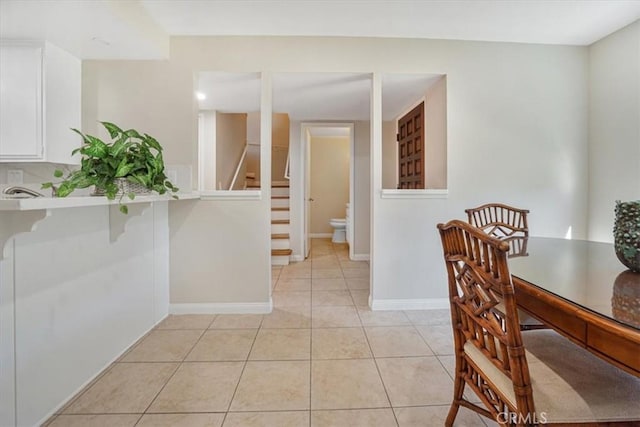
507,237,640,377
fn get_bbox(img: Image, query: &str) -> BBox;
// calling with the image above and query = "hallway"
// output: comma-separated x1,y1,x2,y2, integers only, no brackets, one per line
45,239,492,427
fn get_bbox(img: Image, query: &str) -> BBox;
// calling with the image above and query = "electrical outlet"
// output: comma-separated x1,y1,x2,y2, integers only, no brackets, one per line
7,169,23,185
167,170,178,186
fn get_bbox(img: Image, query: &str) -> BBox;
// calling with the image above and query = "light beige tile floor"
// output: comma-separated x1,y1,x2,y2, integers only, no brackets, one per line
46,239,492,427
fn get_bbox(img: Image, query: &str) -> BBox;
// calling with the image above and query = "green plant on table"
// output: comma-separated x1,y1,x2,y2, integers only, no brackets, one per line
43,121,178,214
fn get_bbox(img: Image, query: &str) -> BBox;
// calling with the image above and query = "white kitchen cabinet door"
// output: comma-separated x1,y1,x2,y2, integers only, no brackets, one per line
0,41,80,164
0,43,44,160
42,42,81,164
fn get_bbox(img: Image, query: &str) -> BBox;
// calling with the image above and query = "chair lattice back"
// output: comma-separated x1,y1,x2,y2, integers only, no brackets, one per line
438,220,535,426
465,203,529,238
504,236,529,259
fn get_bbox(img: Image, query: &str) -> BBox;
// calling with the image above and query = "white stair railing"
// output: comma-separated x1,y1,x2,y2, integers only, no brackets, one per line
284,147,290,180
229,144,248,190
228,144,289,189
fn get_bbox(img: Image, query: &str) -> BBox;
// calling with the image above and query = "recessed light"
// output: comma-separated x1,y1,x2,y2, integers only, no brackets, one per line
196,92,206,100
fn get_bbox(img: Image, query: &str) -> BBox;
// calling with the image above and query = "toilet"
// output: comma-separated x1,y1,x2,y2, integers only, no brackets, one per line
329,218,347,243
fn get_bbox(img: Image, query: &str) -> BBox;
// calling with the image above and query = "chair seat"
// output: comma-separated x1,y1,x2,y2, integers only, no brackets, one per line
464,330,640,424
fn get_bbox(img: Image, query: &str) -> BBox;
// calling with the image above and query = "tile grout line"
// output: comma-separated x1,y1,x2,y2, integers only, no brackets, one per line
131,413,145,426
361,325,401,427
221,314,263,424
333,242,359,310
347,247,417,425
138,326,209,416
309,239,350,423
309,244,315,427
126,315,216,421
53,323,164,418
354,276,401,427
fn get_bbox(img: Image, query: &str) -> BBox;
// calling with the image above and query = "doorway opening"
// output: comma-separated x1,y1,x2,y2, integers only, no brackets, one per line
196,71,261,192
381,73,447,190
302,123,355,260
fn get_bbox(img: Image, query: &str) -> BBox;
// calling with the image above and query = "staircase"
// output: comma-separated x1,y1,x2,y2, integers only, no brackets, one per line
244,177,291,265
271,182,292,265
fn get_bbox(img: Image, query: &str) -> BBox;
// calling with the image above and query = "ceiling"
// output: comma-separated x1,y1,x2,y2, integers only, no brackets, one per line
0,0,169,59
198,72,442,121
2,0,638,125
144,0,640,46
1,1,639,60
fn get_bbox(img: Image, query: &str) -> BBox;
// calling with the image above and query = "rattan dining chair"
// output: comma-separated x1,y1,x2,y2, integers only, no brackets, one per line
465,204,543,331
465,203,529,238
437,220,640,427
503,236,528,258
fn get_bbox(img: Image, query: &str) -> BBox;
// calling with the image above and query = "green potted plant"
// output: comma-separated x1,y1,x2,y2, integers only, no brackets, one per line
43,121,178,213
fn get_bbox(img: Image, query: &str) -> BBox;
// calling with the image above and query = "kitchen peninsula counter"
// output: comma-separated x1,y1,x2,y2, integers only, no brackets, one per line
0,192,200,211
0,193,199,426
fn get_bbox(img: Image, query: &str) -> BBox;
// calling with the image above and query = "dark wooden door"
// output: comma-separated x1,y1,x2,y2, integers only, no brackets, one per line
397,102,424,189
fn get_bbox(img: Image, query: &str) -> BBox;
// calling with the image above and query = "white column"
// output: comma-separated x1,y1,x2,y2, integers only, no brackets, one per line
369,73,382,307
261,72,274,302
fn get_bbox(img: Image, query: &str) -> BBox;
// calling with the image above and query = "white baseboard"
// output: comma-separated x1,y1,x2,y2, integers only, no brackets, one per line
351,253,370,261
290,254,305,262
369,297,449,311
170,300,273,314
310,233,332,238
271,256,290,266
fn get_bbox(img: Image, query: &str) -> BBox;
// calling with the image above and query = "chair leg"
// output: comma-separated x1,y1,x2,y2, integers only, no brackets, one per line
445,373,466,426
445,402,461,427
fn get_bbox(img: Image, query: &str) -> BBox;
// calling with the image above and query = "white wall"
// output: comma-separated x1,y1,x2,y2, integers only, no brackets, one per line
271,113,290,181
0,162,68,191
216,112,247,190
381,121,396,189
424,76,447,189
245,112,261,182
272,146,288,181
369,41,588,307
244,112,289,183
198,111,216,190
588,20,640,242
288,121,304,257
245,145,260,183
82,62,272,310
0,203,169,427
168,199,271,308
353,121,371,257
272,113,290,146
82,36,589,308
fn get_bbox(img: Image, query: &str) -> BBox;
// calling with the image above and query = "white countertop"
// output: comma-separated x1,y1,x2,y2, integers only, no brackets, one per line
0,192,200,211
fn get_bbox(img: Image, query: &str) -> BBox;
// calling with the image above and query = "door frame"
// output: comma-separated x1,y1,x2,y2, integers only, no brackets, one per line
301,122,355,260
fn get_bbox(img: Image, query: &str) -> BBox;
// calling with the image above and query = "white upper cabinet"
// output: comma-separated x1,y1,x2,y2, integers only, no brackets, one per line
0,41,81,164
0,43,42,159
